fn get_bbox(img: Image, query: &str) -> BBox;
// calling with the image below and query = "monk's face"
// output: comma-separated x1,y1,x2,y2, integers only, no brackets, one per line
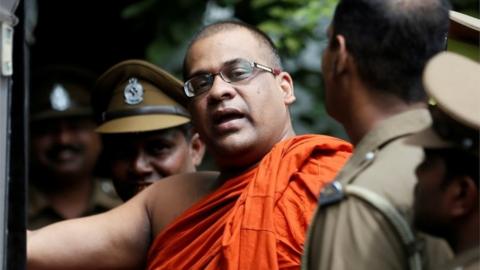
185,28,295,170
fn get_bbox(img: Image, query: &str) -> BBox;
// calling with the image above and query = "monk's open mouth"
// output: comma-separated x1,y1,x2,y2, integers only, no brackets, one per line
212,108,245,125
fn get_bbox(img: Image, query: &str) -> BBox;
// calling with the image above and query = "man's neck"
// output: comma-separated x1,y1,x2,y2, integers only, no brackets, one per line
450,216,480,254
341,87,425,145
216,127,296,180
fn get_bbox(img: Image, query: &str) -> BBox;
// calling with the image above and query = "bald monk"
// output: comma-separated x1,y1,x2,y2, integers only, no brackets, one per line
27,20,352,270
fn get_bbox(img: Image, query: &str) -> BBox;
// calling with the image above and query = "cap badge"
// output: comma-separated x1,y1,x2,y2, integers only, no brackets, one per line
50,83,71,111
124,77,144,105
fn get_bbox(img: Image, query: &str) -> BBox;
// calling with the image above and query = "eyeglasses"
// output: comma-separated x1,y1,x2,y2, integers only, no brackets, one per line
183,58,281,98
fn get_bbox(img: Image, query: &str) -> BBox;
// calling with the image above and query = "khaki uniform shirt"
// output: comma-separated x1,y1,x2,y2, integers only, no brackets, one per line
441,248,480,270
28,179,121,229
304,109,453,270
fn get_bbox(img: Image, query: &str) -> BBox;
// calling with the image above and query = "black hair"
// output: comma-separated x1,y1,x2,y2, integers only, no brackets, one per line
182,19,281,80
331,0,450,102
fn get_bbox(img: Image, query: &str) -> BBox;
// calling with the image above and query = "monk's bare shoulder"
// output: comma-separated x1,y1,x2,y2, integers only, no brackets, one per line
143,171,221,235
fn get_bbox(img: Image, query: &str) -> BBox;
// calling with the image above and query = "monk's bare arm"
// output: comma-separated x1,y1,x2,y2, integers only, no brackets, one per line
148,171,221,235
27,171,221,270
27,188,152,270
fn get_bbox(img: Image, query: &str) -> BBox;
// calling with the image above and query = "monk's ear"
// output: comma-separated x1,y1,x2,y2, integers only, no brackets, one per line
277,71,295,105
333,34,348,75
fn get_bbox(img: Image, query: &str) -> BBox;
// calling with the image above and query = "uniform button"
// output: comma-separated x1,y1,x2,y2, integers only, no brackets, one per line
365,151,375,161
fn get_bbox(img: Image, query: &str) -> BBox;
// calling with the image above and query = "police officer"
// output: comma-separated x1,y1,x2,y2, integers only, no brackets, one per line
303,0,453,269
92,60,206,201
411,15,479,270
304,6,479,270
410,51,479,270
29,66,121,229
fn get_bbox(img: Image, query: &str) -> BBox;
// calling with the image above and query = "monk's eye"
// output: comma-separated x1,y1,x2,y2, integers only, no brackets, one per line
223,61,253,82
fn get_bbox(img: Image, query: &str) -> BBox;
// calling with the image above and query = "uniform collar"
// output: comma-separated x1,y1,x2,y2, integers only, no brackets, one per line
442,247,480,270
28,185,50,218
337,108,431,182
28,179,120,219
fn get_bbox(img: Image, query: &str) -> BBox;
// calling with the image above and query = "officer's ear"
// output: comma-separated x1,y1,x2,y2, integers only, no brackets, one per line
446,175,479,218
332,34,348,76
189,132,206,167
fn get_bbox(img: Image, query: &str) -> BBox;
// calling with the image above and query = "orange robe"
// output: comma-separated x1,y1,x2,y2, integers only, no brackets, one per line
147,134,352,270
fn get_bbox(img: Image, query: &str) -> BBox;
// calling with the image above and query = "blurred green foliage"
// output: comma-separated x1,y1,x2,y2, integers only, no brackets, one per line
451,0,479,17
121,0,478,140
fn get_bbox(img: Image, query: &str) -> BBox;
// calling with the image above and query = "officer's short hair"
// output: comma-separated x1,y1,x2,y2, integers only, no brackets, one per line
330,0,450,102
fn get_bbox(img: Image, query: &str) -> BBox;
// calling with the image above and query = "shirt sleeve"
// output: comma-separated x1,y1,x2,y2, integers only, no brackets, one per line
309,196,409,270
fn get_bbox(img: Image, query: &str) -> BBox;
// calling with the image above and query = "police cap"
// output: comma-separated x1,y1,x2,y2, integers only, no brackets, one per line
93,60,190,134
30,66,95,122
408,52,479,154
